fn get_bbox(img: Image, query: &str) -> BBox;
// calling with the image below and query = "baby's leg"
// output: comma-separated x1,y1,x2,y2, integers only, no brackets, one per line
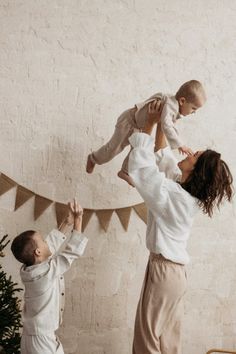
117,148,135,187
117,170,135,187
86,109,133,173
86,154,96,173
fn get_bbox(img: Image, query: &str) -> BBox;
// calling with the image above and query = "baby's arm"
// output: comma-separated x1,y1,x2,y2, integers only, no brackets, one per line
178,146,193,156
161,106,193,155
161,104,182,148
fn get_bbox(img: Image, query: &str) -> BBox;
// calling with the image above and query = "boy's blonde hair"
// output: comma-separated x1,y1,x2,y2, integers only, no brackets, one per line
175,80,206,103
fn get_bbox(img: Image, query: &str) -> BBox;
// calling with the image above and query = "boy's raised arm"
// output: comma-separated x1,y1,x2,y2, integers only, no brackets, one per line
46,200,84,255
69,199,83,233
47,200,88,278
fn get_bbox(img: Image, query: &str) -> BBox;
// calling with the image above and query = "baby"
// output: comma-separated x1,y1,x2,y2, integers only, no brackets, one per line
86,80,206,186
11,199,88,354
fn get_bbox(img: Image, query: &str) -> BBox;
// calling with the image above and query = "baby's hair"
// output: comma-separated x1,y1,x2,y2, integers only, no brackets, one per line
11,230,37,266
175,80,206,103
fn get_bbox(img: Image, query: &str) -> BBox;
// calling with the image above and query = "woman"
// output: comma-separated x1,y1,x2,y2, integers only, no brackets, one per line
128,102,233,354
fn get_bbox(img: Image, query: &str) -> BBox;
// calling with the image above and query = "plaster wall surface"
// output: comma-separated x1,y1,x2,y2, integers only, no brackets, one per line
0,1,236,353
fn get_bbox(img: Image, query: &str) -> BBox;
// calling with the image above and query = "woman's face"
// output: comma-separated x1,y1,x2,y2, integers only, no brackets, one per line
178,151,203,173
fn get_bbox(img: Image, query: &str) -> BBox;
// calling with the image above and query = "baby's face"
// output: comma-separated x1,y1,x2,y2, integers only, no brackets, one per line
33,232,52,260
178,96,205,116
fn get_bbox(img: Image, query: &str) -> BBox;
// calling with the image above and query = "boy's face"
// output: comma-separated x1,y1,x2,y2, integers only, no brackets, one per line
178,96,205,116
33,232,52,262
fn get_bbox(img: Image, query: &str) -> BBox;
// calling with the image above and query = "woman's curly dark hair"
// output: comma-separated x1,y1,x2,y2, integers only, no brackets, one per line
181,149,233,217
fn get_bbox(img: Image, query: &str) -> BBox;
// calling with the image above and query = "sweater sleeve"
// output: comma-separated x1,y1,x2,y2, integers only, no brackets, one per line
155,146,181,181
128,132,169,217
47,230,88,278
161,102,184,149
46,229,67,255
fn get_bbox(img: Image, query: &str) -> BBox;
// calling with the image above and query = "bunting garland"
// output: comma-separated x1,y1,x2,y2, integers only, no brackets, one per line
133,203,147,224
15,186,34,211
34,195,53,220
115,207,132,231
55,202,70,228
82,209,94,232
0,172,147,232
95,209,114,232
0,174,16,196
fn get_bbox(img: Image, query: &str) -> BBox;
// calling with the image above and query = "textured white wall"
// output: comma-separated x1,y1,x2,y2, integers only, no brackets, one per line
0,1,236,353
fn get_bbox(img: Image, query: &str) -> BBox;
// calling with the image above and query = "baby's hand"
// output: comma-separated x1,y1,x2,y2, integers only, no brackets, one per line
178,146,193,156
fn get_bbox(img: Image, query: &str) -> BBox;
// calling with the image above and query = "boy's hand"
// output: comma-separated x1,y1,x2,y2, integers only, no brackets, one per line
58,199,83,233
69,199,83,232
66,204,74,226
178,146,193,156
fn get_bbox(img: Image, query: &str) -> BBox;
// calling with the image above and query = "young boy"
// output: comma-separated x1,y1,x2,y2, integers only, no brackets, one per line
11,199,88,354
86,80,206,186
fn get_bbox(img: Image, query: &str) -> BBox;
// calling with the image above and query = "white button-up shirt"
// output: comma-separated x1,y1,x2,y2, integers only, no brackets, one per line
20,229,88,335
128,132,199,264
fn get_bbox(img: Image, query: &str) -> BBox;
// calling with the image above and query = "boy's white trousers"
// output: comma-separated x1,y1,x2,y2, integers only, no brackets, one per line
21,333,64,354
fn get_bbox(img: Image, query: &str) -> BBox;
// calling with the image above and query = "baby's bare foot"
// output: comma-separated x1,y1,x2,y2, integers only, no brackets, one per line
117,170,135,187
86,154,95,173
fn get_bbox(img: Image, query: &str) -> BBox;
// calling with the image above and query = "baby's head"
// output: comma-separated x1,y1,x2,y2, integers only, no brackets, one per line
11,230,52,267
175,80,206,116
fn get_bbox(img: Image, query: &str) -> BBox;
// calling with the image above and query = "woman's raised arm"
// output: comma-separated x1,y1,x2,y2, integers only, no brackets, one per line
143,100,167,152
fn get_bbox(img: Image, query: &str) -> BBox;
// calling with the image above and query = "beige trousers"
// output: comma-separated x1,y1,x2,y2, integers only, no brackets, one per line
91,99,163,173
91,108,137,173
132,253,187,354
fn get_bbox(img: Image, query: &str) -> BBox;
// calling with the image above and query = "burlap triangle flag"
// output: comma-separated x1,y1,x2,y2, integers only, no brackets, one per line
55,202,68,228
96,209,114,232
15,186,34,211
116,207,132,231
133,203,147,224
34,195,53,220
0,173,16,196
82,209,93,232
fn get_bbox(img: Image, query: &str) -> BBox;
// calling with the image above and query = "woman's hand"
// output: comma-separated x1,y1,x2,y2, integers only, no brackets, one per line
143,100,162,135
147,100,162,125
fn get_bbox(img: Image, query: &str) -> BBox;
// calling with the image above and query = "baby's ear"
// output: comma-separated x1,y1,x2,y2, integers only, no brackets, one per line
178,97,186,106
34,248,40,256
